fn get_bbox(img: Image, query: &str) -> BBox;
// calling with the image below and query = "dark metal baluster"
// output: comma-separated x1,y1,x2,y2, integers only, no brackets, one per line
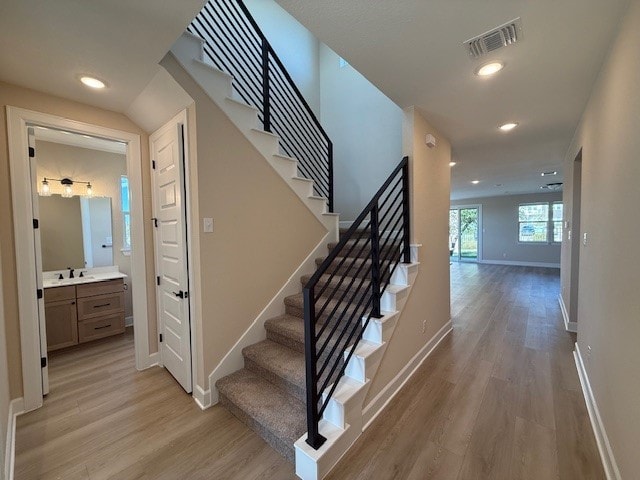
262,41,271,132
370,204,382,318
303,286,326,449
328,142,334,212
402,158,411,263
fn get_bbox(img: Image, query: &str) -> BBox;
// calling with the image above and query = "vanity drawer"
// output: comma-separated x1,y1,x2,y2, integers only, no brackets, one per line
78,313,125,343
76,279,124,299
44,285,76,303
77,292,124,320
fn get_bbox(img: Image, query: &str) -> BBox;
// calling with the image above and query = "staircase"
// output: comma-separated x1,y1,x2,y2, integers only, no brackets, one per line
163,1,420,478
216,227,419,469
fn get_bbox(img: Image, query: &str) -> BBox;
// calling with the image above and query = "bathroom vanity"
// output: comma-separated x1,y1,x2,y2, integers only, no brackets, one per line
43,270,127,352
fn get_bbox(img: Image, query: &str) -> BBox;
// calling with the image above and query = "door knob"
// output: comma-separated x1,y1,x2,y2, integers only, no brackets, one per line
172,290,187,299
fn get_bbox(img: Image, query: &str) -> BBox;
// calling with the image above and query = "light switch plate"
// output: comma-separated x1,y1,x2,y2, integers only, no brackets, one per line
203,218,214,233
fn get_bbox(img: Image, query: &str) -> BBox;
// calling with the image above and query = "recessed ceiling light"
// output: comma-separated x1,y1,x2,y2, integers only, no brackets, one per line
471,180,480,184
79,75,106,89
449,162,457,167
476,62,504,76
499,122,518,131
541,171,558,176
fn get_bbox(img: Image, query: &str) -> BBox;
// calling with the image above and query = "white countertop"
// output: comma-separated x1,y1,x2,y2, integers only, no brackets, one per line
43,267,127,289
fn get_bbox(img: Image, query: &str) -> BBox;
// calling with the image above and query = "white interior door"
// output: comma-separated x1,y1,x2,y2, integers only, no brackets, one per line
28,127,49,395
151,121,192,393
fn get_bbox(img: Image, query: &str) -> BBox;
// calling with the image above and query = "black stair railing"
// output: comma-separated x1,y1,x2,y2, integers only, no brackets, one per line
303,156,411,448
188,0,334,211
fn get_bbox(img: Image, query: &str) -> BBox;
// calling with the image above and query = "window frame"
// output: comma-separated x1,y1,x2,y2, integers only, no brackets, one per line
517,201,563,245
120,175,131,252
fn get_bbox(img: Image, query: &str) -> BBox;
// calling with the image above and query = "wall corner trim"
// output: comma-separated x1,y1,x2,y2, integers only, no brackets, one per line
574,343,621,480
5,397,25,480
193,385,212,410
558,294,577,332
362,320,453,429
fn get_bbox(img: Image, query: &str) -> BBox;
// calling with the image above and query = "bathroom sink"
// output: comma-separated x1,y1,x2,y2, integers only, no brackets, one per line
46,276,95,286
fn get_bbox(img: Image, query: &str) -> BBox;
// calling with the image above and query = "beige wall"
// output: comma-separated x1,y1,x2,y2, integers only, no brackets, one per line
36,141,133,317
0,81,156,400
560,0,640,476
366,107,451,402
161,55,327,387
0,243,10,479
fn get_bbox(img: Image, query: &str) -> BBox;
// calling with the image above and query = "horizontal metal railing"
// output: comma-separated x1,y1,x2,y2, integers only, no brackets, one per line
303,157,411,448
188,0,334,211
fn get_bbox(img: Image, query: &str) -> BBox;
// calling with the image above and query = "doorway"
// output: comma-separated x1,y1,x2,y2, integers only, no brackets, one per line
7,107,152,411
569,149,582,328
449,206,481,262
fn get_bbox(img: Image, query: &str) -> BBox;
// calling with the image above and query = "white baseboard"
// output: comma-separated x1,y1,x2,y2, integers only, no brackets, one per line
558,294,577,332
362,320,453,428
207,233,331,405
137,352,159,371
125,316,134,327
193,384,211,410
5,397,24,480
574,343,621,480
480,259,560,268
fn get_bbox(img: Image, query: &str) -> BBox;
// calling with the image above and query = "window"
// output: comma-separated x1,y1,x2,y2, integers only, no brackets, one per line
121,176,131,250
518,201,563,243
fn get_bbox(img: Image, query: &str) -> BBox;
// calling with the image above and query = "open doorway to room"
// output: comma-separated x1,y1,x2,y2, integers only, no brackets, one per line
6,107,156,411
32,126,136,397
449,206,481,262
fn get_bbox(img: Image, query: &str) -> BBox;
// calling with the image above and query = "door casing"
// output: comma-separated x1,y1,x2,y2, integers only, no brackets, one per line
7,107,152,412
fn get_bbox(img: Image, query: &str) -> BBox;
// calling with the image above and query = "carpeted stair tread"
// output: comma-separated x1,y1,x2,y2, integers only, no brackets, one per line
284,291,369,322
216,369,306,462
300,273,370,297
242,340,305,402
265,314,305,353
315,255,372,276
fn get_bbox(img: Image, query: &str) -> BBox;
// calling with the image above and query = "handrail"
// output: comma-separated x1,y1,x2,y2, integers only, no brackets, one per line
188,0,334,211
303,156,411,448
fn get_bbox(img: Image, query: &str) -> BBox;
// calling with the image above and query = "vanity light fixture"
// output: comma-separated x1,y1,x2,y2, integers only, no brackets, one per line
40,177,94,197
40,178,51,196
61,178,74,198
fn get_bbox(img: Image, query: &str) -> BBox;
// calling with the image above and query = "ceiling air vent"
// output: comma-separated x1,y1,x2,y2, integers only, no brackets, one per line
465,18,522,58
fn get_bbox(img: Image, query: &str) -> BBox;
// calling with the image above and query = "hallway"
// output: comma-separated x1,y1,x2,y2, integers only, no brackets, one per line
13,264,604,479
328,263,604,479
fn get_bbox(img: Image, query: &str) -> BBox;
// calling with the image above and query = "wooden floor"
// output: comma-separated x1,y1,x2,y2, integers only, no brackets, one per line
15,264,604,479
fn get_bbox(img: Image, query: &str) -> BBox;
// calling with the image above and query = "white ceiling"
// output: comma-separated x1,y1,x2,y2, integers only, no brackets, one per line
0,0,629,200
275,0,629,200
0,0,205,112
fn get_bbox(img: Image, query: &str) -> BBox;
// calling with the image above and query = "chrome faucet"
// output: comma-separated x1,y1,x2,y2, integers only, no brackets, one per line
68,267,75,279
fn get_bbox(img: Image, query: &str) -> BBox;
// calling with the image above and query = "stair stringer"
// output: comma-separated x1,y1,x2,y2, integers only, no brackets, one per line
294,245,421,480
165,32,338,242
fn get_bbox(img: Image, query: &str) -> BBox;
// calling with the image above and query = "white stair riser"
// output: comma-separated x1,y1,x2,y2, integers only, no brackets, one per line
173,32,204,63
344,344,386,383
290,179,315,198
362,312,399,344
247,129,279,157
271,156,299,179
191,60,233,100
321,381,369,429
223,99,259,129
380,287,410,312
390,262,419,286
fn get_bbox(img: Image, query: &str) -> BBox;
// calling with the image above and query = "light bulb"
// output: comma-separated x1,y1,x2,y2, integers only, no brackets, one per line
40,178,51,196
86,183,93,197
62,184,73,198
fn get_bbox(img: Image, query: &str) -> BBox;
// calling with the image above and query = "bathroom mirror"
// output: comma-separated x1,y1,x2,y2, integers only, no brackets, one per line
39,194,113,271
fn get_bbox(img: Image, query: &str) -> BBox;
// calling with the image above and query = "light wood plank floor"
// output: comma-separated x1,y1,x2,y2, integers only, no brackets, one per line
15,264,604,479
